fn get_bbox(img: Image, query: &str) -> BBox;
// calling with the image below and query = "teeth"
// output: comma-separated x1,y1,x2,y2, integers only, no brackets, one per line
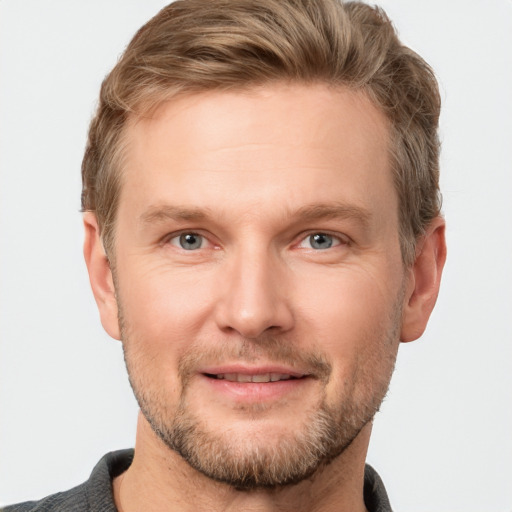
252,374,271,383
215,373,294,383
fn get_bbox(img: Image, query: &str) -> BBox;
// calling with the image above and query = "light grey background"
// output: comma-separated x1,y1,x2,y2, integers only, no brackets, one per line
1,1,511,510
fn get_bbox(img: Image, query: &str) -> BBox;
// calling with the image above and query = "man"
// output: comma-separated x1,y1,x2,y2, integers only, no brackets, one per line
3,0,446,510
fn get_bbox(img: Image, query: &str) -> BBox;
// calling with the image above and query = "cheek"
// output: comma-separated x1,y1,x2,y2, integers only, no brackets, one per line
115,263,218,396
294,265,402,384
297,263,401,334
118,261,215,339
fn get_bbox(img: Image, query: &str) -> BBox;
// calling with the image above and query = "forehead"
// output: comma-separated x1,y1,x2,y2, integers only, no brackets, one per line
119,83,394,226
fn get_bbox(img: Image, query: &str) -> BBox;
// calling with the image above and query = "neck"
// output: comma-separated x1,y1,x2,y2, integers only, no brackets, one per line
113,412,371,512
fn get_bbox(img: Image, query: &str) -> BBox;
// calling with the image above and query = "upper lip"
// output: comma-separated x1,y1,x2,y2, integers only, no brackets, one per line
199,364,308,379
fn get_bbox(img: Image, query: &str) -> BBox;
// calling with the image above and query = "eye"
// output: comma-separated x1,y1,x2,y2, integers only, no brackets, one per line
169,232,206,250
299,233,343,250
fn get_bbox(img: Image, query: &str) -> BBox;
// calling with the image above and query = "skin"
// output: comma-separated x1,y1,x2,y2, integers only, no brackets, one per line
84,83,446,512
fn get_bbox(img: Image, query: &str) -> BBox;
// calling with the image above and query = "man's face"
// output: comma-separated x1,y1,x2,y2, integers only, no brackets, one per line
111,84,408,488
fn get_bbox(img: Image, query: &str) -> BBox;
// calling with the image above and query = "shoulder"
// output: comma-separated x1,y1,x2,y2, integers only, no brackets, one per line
364,463,393,512
1,482,88,512
1,450,134,512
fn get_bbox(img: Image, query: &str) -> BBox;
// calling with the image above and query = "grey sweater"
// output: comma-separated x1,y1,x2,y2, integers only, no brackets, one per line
2,450,392,511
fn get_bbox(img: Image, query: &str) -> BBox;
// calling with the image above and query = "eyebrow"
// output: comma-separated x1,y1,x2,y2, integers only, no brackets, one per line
139,202,371,228
292,203,372,227
140,205,212,225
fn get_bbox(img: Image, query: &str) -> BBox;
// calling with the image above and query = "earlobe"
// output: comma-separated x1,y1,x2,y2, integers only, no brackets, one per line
400,217,447,343
83,212,121,340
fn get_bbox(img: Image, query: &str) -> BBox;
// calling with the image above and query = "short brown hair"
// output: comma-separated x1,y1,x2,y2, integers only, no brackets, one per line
81,0,441,265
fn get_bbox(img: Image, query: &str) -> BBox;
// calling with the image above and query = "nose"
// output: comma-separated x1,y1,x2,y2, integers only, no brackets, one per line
213,246,294,339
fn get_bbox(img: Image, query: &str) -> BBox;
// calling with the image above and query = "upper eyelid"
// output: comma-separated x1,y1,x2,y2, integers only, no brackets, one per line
294,230,350,246
163,228,206,238
163,229,210,245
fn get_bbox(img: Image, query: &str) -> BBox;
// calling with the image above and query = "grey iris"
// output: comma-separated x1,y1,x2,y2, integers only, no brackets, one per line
310,233,333,250
179,233,202,250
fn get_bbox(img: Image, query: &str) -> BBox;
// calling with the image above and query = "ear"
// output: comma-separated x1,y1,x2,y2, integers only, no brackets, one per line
83,212,121,340
401,217,447,343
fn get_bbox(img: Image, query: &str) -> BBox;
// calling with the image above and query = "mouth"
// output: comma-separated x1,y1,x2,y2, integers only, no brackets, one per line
204,372,304,383
197,366,312,403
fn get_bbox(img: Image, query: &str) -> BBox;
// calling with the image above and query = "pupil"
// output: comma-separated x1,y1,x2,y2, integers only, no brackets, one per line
180,233,201,250
311,233,332,249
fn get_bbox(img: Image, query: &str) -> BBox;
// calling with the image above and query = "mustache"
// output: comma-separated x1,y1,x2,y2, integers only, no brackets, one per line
178,335,332,384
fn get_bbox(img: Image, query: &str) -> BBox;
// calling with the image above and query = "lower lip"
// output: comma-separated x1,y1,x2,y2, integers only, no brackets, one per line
200,375,311,403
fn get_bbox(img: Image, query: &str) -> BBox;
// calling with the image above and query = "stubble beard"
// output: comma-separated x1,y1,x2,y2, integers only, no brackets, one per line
118,294,403,491
160,394,360,490
121,336,400,491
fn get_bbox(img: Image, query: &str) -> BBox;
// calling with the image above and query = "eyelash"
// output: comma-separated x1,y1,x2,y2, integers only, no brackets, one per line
296,232,348,250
